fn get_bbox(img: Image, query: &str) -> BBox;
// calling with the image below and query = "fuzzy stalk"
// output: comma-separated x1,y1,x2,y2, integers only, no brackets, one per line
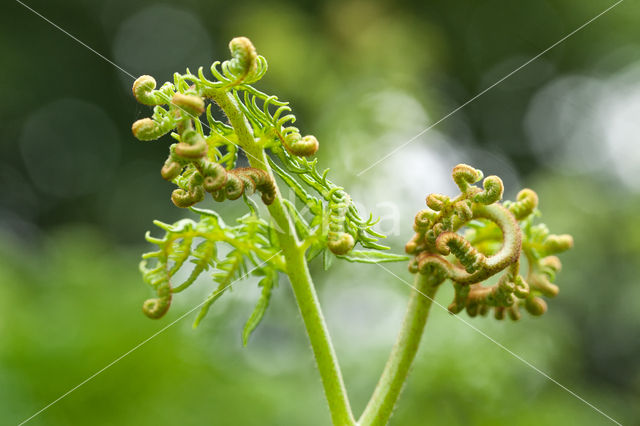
208,89,355,426
359,273,443,426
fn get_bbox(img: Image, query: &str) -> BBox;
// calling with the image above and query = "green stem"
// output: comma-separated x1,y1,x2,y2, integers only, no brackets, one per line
359,273,442,426
209,90,355,426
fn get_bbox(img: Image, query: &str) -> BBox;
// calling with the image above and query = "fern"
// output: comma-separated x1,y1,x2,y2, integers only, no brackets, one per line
132,37,406,338
139,203,285,330
131,37,574,426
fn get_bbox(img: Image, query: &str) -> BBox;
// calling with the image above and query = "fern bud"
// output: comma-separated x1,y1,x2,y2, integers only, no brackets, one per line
473,176,504,205
543,234,574,254
132,117,170,141
228,36,258,76
426,193,449,211
328,233,355,255
172,93,205,117
199,161,228,192
133,75,165,106
405,234,425,254
171,186,205,208
142,284,172,319
508,188,538,220
224,172,245,200
507,304,521,321
175,130,207,159
524,296,548,316
540,255,562,273
413,209,434,231
452,164,483,192
284,133,319,157
416,253,450,278
161,158,182,180
529,273,559,297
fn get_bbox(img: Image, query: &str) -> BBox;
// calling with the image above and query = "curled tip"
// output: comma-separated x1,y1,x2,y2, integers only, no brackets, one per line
416,253,450,278
161,158,182,180
452,164,483,192
405,241,418,254
133,75,163,106
228,36,258,76
284,133,319,157
530,274,559,297
435,233,452,255
426,193,449,211
142,295,171,319
172,93,205,117
328,233,355,255
224,172,245,200
414,209,434,231
544,234,574,254
507,305,521,321
524,296,547,316
405,234,424,254
201,162,228,192
540,255,562,272
132,118,168,141
171,187,205,208
509,188,538,220
473,176,504,205
175,131,207,159
260,189,276,205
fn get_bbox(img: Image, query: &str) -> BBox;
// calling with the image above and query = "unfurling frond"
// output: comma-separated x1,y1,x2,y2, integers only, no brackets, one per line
139,207,284,337
406,163,573,320
131,36,399,269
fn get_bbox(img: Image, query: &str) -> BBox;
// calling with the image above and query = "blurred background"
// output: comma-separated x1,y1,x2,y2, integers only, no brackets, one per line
1,0,639,424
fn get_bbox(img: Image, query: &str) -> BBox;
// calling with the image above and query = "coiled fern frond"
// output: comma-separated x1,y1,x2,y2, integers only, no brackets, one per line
407,164,573,320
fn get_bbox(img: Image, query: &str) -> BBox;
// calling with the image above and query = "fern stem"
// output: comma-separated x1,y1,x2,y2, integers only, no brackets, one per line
209,90,356,426
359,273,442,426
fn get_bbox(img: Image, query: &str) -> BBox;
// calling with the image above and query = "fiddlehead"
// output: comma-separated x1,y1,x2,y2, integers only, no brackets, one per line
406,163,572,320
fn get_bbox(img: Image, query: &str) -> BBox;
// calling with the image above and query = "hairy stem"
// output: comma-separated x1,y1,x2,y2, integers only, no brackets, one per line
359,273,442,426
209,90,355,425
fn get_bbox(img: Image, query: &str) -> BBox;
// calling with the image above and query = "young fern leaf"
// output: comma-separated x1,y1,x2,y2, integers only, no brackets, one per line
132,36,406,344
242,270,278,346
194,250,245,328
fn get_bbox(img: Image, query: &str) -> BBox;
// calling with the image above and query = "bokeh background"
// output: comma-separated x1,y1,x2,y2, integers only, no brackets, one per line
2,0,639,424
